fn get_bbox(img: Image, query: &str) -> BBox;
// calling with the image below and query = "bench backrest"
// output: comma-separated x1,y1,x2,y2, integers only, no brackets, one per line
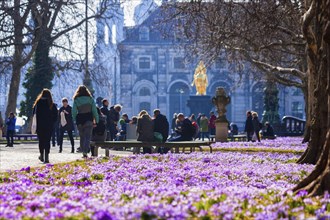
281,115,306,136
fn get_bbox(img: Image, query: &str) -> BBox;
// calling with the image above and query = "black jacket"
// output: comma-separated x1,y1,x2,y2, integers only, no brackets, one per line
100,105,110,128
34,99,58,134
108,106,120,126
252,117,261,132
153,114,169,142
59,105,74,131
137,115,154,141
176,118,194,140
244,115,254,132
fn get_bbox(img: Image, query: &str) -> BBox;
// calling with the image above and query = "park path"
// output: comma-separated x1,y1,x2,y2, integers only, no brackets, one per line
0,140,131,172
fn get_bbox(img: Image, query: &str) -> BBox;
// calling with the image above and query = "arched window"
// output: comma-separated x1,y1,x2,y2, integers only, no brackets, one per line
139,102,151,112
169,82,190,117
139,87,151,96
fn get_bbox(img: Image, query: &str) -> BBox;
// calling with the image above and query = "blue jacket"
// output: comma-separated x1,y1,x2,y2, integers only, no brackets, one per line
6,117,16,131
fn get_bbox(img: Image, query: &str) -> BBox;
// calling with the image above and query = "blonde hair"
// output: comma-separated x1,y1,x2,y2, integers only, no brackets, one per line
252,112,258,117
138,110,152,120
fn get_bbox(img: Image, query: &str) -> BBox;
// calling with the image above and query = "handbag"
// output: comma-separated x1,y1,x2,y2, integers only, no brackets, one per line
31,105,37,134
154,132,163,142
60,111,67,127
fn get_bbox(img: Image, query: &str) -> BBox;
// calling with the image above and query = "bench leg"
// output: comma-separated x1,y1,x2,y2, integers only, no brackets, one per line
105,149,110,157
175,147,179,153
94,146,99,157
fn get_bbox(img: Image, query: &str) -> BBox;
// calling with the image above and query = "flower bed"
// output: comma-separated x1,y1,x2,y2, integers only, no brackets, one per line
211,137,307,153
1,151,329,219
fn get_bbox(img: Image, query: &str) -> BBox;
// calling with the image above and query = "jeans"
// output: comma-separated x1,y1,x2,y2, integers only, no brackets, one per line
201,132,210,141
77,121,93,154
6,130,14,146
58,128,74,148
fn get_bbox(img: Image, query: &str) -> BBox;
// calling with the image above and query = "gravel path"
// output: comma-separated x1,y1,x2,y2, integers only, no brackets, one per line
0,141,132,172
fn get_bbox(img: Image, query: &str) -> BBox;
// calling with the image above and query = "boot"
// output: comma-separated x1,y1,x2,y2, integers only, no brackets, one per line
91,146,95,157
71,146,75,153
59,146,62,153
44,153,49,164
38,153,44,162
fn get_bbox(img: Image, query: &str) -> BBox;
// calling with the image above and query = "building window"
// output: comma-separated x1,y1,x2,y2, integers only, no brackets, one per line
139,57,151,69
173,57,185,69
292,88,303,96
139,102,151,112
139,87,150,96
291,101,304,118
139,26,149,41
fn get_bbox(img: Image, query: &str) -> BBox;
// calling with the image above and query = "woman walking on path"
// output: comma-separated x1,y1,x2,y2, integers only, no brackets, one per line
252,112,261,142
58,98,75,153
5,112,16,147
72,85,99,158
33,89,58,163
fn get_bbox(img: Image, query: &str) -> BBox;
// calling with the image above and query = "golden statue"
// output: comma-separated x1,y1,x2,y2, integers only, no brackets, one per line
191,60,208,95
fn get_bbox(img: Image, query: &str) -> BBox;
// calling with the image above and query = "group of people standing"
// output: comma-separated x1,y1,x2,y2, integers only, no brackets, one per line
171,111,217,141
33,86,99,163
244,111,275,142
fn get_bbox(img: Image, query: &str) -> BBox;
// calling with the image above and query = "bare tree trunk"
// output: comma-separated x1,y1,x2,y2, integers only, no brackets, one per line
297,0,328,165
294,0,330,195
5,0,24,118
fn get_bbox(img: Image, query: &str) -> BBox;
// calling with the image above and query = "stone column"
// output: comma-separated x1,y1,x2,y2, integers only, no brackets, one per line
212,87,231,142
215,122,228,142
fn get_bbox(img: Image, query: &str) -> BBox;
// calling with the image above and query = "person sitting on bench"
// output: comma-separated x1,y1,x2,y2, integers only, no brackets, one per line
262,122,276,139
168,113,195,142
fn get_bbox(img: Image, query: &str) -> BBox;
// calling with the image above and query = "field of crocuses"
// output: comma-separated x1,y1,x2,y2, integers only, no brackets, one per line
1,149,330,219
211,137,307,153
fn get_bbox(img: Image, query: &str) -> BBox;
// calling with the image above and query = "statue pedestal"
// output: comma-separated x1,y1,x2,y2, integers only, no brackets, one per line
186,95,212,116
215,121,228,142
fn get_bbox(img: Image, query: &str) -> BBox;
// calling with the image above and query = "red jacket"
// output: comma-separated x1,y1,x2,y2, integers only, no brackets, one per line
208,115,217,129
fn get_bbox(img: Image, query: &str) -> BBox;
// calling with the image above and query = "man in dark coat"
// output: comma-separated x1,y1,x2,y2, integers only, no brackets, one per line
169,113,195,142
153,109,169,142
244,111,254,142
100,99,111,141
108,104,122,141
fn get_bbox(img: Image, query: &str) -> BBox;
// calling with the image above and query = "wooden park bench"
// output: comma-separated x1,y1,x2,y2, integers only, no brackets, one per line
228,134,247,142
210,134,247,142
8,134,38,141
90,140,213,157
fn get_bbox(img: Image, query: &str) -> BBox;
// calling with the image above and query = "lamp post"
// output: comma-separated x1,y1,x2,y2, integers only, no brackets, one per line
178,88,184,113
83,0,94,95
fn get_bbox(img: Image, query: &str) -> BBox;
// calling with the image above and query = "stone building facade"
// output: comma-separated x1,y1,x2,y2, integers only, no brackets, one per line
116,6,305,130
